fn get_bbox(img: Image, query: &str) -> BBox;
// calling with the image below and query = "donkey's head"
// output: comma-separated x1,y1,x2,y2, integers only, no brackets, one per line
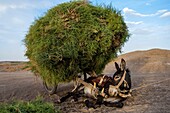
112,59,131,91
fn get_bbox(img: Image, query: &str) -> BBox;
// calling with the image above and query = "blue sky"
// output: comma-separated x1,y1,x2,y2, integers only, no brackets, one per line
0,0,170,61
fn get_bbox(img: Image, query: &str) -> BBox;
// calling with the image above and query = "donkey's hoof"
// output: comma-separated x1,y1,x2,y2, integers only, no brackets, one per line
115,102,124,108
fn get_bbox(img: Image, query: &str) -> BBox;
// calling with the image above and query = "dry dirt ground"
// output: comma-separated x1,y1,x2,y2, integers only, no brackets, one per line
0,49,170,113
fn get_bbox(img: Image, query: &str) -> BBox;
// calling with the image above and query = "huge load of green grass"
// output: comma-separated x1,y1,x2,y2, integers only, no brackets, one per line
24,1,129,85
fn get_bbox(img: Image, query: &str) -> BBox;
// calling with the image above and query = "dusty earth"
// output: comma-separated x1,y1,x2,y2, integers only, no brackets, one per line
0,49,170,113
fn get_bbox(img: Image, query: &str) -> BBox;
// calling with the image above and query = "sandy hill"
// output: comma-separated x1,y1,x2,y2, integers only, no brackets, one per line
0,49,170,74
103,48,170,74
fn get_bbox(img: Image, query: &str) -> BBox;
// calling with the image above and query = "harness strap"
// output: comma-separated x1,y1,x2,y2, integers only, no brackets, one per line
119,92,131,98
99,75,106,86
116,70,126,88
113,70,131,98
123,79,129,88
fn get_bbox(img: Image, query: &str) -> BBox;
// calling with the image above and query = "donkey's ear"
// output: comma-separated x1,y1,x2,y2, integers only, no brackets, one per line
120,58,126,70
115,62,119,70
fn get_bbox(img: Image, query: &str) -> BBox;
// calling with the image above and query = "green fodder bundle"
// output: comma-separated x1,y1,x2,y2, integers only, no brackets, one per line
24,1,129,85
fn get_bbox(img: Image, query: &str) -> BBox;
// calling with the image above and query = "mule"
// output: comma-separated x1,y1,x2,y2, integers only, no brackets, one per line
59,59,132,108
79,58,132,108
84,59,131,98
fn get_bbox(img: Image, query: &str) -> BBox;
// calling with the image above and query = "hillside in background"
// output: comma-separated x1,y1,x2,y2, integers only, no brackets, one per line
103,48,170,74
0,62,28,72
0,49,170,74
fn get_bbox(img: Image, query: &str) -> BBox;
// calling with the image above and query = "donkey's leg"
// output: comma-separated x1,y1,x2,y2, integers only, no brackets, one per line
72,77,80,92
59,92,74,103
72,82,78,92
103,101,124,108
103,97,126,108
72,72,87,92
